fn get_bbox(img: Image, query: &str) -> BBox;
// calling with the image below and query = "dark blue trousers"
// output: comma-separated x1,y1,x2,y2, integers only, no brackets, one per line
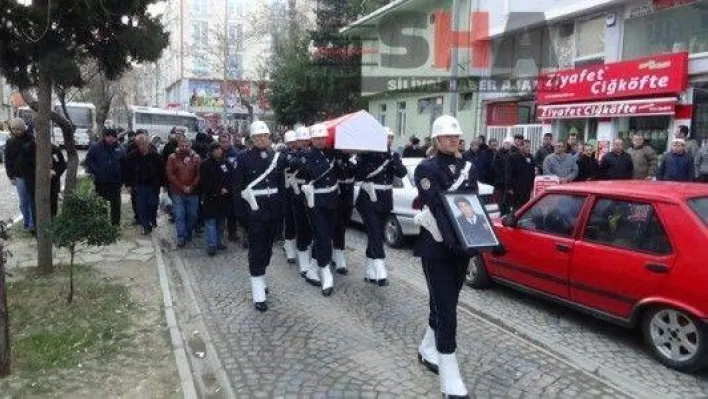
135,185,158,230
422,256,468,354
357,201,387,259
248,218,281,276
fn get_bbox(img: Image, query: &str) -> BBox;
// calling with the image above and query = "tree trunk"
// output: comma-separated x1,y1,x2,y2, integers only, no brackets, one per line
0,242,10,377
61,126,79,195
67,246,74,305
35,68,54,275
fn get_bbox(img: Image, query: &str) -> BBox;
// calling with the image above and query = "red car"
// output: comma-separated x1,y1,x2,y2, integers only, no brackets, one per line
471,181,708,372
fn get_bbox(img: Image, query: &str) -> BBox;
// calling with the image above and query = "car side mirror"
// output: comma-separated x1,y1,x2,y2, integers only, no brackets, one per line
501,214,518,228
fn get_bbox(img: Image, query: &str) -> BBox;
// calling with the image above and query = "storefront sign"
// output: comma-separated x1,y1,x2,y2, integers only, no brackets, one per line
537,52,688,104
532,176,561,198
538,98,677,119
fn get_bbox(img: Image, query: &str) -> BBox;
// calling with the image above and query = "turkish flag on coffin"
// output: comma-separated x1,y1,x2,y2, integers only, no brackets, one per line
318,110,388,153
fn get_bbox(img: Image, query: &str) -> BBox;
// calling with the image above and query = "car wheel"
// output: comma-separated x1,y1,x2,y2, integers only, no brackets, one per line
465,255,491,289
642,306,708,372
384,215,404,248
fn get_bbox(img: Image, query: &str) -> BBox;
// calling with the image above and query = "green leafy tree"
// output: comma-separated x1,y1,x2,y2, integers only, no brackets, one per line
51,186,120,304
0,0,168,274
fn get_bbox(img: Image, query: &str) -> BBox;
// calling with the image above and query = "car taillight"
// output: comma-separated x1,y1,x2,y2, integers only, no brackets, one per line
412,196,423,210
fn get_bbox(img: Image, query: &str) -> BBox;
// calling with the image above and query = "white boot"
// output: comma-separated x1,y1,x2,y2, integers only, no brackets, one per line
320,265,334,297
364,258,376,283
305,258,321,286
250,276,268,312
284,240,297,263
439,353,468,398
332,249,348,275
418,326,439,374
297,251,309,276
373,259,388,286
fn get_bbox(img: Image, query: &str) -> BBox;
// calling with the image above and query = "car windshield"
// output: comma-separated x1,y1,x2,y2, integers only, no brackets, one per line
688,197,708,226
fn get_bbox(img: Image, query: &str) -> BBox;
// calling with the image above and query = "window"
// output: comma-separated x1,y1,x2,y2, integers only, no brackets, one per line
623,3,708,59
192,21,208,46
396,101,406,137
688,197,708,226
191,0,208,16
518,194,586,237
379,104,387,126
575,16,605,62
584,199,672,255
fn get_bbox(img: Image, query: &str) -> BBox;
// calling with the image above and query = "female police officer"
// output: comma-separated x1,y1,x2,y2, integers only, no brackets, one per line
414,114,476,398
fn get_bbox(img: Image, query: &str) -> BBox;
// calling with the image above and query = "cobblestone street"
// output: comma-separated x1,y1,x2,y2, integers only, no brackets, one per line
161,224,634,398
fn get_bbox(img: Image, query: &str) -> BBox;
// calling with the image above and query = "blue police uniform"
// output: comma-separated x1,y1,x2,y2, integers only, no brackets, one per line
282,147,299,262
293,146,340,295
234,147,288,279
332,150,356,274
414,152,478,356
354,150,407,285
288,147,314,275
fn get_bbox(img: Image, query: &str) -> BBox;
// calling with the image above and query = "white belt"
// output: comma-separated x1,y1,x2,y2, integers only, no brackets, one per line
338,178,355,184
252,188,279,196
314,184,339,194
294,179,306,185
373,184,393,190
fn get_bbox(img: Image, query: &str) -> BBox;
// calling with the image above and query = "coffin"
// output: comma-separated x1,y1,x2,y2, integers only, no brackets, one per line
319,110,388,152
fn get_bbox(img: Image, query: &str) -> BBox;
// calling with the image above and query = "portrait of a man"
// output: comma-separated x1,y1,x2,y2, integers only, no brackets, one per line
450,196,498,248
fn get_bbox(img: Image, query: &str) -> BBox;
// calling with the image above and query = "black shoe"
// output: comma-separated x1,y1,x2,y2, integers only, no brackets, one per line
151,221,157,228
254,302,268,312
418,353,439,374
207,247,217,256
364,277,376,284
265,287,269,295
177,239,186,248
336,268,349,275
321,287,333,297
377,279,389,286
217,244,227,251
287,258,296,264
300,271,307,278
142,226,153,235
443,395,470,399
305,277,322,287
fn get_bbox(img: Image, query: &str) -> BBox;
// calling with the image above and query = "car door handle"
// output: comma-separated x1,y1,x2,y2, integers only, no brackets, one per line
555,243,571,253
645,263,670,274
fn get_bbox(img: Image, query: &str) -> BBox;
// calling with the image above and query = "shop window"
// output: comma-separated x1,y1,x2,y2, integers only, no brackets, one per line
558,119,586,142
575,16,605,63
623,3,708,60
692,86,708,144
486,103,518,126
550,23,575,70
459,93,474,111
379,104,387,126
396,102,406,136
626,116,670,155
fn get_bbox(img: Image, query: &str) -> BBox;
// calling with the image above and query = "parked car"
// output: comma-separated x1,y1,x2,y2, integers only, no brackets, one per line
0,130,7,163
470,181,708,372
351,157,499,247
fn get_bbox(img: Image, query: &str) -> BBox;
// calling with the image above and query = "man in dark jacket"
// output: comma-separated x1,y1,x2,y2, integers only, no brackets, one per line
402,136,426,157
85,128,126,225
576,144,599,181
50,144,67,218
600,139,634,180
120,130,140,225
4,118,35,230
534,133,554,174
124,133,163,234
192,132,213,160
511,139,536,210
200,142,233,255
473,135,495,185
658,139,695,182
492,137,515,215
219,133,240,242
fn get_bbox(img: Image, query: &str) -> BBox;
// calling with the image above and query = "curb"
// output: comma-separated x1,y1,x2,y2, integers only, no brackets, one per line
151,233,199,399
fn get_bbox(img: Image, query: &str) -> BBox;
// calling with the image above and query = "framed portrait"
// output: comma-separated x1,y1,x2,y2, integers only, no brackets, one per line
440,192,500,250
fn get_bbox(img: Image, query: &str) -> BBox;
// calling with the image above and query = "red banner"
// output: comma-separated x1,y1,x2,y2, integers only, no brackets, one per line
537,52,688,104
538,98,677,120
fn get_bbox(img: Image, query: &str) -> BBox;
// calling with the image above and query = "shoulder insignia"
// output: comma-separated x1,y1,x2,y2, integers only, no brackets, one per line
449,165,456,174
420,178,431,190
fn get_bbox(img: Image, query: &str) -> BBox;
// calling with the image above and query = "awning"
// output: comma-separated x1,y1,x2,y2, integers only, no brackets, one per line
537,97,677,120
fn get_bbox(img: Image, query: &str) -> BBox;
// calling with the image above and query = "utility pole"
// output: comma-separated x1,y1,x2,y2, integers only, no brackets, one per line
448,0,462,116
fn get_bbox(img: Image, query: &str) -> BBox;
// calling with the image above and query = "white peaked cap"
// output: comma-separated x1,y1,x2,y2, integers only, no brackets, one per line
431,114,463,138
283,130,297,143
250,120,270,136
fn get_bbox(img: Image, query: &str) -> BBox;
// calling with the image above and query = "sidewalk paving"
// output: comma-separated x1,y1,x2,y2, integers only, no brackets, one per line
159,223,629,398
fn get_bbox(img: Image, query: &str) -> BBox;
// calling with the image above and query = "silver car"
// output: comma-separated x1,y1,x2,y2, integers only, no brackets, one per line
352,157,499,247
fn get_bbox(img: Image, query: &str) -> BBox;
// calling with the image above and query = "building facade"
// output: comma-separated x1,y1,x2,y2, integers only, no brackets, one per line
345,0,708,154
157,0,276,132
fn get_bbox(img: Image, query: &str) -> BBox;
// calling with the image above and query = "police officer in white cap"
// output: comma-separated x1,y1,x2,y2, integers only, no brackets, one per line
281,130,298,264
289,126,314,276
354,126,407,285
234,120,288,312
413,114,477,398
290,123,338,296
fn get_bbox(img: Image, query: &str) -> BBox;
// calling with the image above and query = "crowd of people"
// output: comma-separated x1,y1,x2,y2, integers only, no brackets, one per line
401,124,708,215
